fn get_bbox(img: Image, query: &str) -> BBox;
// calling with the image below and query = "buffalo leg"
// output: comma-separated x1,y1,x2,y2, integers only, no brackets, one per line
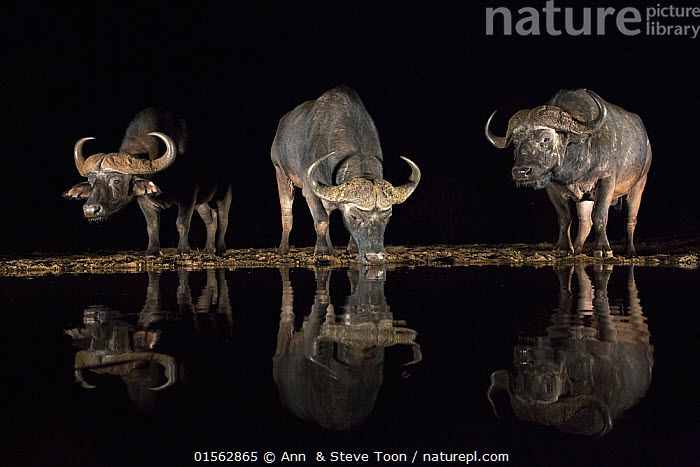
138,197,161,256
573,200,594,255
627,266,642,319
275,267,295,357
176,270,193,315
216,270,233,336
591,263,616,341
303,192,334,256
625,175,647,257
196,204,218,253
142,271,162,316
546,186,573,255
554,265,573,312
324,207,334,252
275,166,294,254
215,185,232,255
348,236,358,254
176,190,198,253
196,270,217,313
592,177,616,258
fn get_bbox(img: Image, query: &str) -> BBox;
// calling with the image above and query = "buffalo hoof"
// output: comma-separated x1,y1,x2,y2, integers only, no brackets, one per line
203,247,216,255
145,249,161,257
216,246,227,256
626,248,637,258
177,246,191,254
593,249,613,258
278,245,290,255
554,248,574,257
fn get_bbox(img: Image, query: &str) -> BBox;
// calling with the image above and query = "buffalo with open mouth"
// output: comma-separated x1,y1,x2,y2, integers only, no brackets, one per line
486,89,652,257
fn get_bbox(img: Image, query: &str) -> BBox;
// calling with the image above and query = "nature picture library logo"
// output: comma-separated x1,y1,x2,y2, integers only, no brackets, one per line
485,1,700,38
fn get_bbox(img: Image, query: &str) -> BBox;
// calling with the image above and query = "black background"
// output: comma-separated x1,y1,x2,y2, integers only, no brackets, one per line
4,2,699,254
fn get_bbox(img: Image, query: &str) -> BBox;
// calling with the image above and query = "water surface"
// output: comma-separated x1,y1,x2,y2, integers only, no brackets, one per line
3,265,698,466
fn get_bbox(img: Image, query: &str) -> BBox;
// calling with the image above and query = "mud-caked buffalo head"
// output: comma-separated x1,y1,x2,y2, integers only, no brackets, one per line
67,306,177,393
487,343,614,436
307,154,421,264
485,90,607,189
62,132,176,222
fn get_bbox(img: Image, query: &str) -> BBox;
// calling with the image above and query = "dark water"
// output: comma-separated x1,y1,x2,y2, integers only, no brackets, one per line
3,265,699,467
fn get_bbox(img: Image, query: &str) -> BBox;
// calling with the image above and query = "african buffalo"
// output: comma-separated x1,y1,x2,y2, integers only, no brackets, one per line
271,86,421,264
66,270,235,410
486,90,652,257
488,265,653,436
67,304,177,396
273,266,420,430
63,108,232,255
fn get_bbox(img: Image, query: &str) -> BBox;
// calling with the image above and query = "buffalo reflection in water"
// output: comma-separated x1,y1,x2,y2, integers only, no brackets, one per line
488,265,653,436
65,270,233,410
273,266,421,431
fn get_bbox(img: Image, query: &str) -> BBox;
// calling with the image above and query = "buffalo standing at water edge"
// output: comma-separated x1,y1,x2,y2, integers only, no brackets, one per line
271,86,421,264
63,108,232,256
485,90,652,257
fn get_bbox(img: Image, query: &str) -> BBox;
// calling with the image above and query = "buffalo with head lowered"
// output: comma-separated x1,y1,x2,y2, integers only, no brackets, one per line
271,86,421,264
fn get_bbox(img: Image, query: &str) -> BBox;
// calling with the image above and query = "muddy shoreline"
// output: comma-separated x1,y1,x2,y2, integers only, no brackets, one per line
0,241,698,277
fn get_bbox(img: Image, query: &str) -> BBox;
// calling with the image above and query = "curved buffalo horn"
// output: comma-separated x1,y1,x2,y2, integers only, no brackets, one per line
74,352,177,391
485,109,530,149
103,132,177,175
74,136,96,176
74,368,97,389
539,395,613,436
74,132,177,176
401,343,423,367
144,132,177,173
577,89,607,134
485,111,507,148
487,370,511,419
147,353,177,391
530,90,607,135
309,152,421,205
307,151,345,203
386,157,421,205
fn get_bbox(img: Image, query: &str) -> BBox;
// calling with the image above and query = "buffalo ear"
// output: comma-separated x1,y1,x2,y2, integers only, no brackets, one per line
63,182,91,200
133,178,161,196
